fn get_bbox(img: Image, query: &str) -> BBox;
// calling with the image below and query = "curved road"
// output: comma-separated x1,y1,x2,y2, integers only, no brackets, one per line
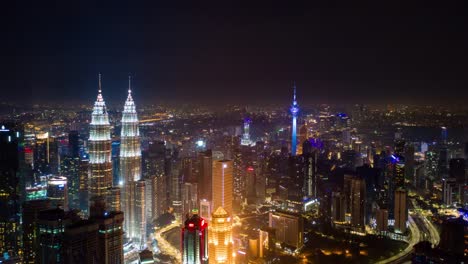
154,222,182,264
377,199,440,264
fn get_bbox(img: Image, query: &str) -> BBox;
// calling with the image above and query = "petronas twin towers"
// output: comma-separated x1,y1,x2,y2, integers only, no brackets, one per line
88,74,145,248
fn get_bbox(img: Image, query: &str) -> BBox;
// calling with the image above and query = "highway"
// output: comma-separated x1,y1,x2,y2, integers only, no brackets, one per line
376,198,440,264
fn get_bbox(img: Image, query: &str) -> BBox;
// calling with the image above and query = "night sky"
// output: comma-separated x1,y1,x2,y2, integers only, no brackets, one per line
2,1,468,105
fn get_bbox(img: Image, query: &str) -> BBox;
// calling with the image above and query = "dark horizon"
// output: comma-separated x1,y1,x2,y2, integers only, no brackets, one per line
2,2,468,105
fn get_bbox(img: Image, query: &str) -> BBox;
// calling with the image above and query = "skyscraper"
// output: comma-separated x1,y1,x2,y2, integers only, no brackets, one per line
0,122,23,257
90,197,124,264
290,83,299,156
183,182,198,216
198,150,214,202
63,130,81,209
107,186,121,212
63,220,99,263
212,160,233,216
143,140,166,220
134,179,146,248
120,76,144,245
394,188,407,234
47,175,68,210
88,74,112,199
209,207,233,264
350,176,366,231
268,211,304,249
181,212,209,264
240,117,252,146
37,208,71,264
22,199,51,264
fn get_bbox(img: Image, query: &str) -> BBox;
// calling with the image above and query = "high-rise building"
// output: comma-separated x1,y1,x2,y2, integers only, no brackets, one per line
60,155,80,209
134,179,146,248
90,197,124,264
107,186,121,212
450,158,466,185
240,117,252,146
394,188,407,234
34,132,59,175
111,141,121,186
268,211,304,249
37,208,72,264
350,176,366,231
0,122,23,257
78,157,89,214
181,212,209,264
212,160,233,215
376,207,388,233
120,77,144,245
439,216,465,256
88,74,112,199
331,191,346,224
303,149,317,198
245,166,256,203
62,130,81,209
388,154,405,218
199,199,212,220
442,177,457,206
63,220,99,263
143,141,166,219
68,130,80,158
290,83,299,156
198,150,214,202
47,175,68,210
183,182,198,216
209,207,233,264
22,199,51,264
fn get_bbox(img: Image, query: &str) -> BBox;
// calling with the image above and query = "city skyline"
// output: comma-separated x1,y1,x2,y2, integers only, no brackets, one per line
2,2,468,264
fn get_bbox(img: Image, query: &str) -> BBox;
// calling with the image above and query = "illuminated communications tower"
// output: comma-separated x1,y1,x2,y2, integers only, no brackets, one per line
119,76,145,247
240,117,252,146
89,74,112,199
290,83,299,156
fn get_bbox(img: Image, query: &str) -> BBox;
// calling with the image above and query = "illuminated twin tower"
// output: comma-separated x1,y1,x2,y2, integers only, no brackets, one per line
88,74,145,248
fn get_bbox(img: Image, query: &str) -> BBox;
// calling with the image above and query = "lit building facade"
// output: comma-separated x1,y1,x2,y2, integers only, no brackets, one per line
47,175,68,210
212,160,233,216
182,213,208,264
240,117,252,146
209,207,233,264
107,186,121,212
134,179,146,248
290,83,299,156
37,208,71,264
90,197,124,264
394,188,407,234
22,199,51,264
350,176,366,231
88,74,112,199
119,77,144,245
0,122,23,257
268,211,304,249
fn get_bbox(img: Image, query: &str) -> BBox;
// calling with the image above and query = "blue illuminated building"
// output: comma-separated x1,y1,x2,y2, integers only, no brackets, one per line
290,83,299,156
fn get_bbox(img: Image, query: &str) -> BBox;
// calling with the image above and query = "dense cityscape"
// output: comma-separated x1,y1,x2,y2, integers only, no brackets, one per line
1,78,468,263
2,2,468,264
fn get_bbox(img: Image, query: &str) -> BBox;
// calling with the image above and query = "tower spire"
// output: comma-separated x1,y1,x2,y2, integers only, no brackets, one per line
98,73,102,94
293,81,297,105
128,75,132,94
